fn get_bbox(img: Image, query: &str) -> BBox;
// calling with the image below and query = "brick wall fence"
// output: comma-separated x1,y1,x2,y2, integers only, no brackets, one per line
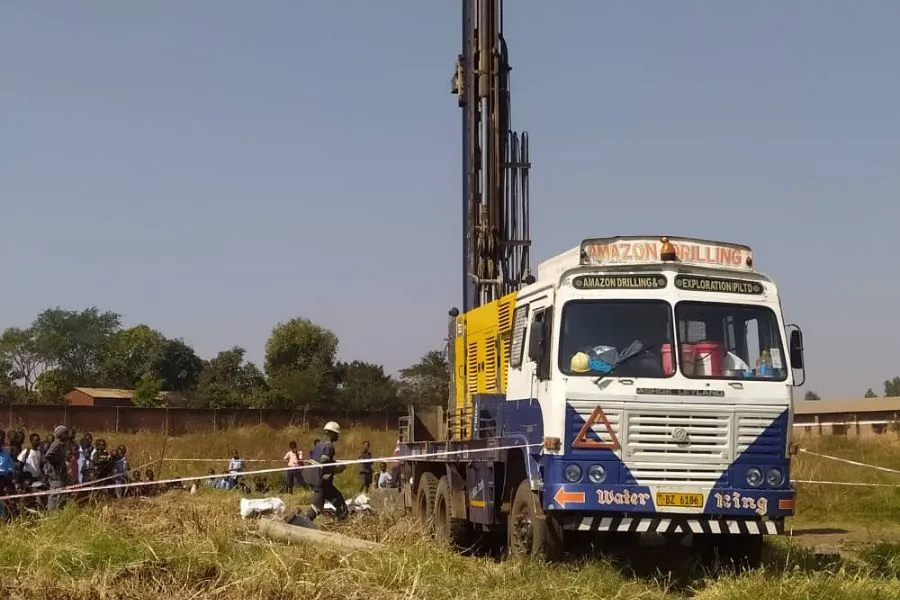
3,404,406,436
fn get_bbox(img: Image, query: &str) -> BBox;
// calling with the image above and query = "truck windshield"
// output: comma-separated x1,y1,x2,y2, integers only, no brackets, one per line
675,301,787,381
559,300,674,378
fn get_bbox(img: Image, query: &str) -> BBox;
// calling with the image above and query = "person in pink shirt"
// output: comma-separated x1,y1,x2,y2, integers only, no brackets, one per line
282,441,303,494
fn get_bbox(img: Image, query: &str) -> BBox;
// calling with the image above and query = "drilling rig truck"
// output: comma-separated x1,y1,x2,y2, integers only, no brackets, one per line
396,0,806,563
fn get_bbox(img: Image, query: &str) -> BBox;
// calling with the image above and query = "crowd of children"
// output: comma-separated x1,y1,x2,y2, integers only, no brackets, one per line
0,427,180,521
1,427,404,523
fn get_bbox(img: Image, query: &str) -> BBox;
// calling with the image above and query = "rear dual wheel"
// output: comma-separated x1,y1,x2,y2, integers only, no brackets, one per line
414,472,439,536
506,480,564,561
433,476,477,552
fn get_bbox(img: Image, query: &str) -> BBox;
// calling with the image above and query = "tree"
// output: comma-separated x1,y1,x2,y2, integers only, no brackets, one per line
264,318,339,408
885,377,900,398
32,307,121,383
35,369,76,404
398,349,450,407
154,338,204,392
804,390,821,401
192,346,268,408
335,360,399,411
865,388,878,398
0,327,46,391
0,356,18,400
133,374,165,407
96,325,166,388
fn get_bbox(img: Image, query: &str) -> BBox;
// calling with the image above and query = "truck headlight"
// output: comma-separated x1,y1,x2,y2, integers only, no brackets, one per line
587,464,607,484
766,468,784,487
564,464,582,483
746,467,763,488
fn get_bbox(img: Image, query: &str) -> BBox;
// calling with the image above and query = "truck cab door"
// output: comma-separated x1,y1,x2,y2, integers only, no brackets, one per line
525,298,553,401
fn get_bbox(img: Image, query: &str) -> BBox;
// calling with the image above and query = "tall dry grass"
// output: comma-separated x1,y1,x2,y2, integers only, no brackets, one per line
790,433,900,525
2,490,900,600
4,426,900,598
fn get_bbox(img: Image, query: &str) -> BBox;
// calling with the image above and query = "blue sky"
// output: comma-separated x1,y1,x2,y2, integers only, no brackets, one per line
1,2,898,399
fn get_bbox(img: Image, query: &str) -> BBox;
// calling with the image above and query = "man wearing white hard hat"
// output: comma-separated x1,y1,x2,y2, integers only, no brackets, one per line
303,421,348,523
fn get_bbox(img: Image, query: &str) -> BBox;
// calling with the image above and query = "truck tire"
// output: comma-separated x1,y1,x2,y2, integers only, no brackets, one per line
434,476,476,553
506,480,564,561
415,472,439,536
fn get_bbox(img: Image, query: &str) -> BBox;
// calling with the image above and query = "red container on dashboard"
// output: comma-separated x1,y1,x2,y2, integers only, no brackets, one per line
661,344,675,375
691,342,725,376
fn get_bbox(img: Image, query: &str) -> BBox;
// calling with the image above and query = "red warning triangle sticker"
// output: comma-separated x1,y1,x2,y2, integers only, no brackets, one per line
572,406,621,450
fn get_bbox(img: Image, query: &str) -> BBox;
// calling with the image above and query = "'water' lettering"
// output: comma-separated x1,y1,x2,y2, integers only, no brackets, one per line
596,489,651,506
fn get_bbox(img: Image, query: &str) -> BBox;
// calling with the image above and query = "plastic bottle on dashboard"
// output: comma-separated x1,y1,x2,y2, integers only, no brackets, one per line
756,350,773,377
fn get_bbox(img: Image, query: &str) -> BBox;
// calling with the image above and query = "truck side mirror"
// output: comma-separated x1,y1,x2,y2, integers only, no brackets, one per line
527,308,553,381
536,308,554,381
786,325,805,386
789,329,804,369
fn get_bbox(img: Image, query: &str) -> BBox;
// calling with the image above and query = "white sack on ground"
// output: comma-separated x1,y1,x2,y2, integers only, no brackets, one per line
240,497,286,519
323,493,372,514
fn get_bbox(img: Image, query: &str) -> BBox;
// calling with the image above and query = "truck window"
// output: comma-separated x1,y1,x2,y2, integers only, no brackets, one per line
509,304,529,368
558,300,674,378
674,301,786,381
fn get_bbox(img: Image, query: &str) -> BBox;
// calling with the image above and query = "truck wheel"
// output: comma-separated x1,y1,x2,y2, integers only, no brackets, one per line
506,480,564,561
434,476,476,553
415,472,439,536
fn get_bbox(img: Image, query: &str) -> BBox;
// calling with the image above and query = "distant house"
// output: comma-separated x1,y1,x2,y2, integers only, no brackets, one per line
63,387,176,408
793,396,900,437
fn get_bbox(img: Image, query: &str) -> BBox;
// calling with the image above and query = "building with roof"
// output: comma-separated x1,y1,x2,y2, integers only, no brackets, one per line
63,387,175,407
793,397,900,437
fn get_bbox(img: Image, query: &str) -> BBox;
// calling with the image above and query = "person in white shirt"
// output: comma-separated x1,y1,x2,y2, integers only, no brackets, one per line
226,449,245,490
17,433,43,480
282,441,303,493
376,462,394,488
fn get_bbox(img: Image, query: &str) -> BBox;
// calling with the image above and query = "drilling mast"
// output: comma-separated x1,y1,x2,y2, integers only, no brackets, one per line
452,0,532,313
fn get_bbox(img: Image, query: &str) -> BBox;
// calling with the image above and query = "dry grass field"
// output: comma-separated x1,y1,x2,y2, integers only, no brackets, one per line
3,425,900,599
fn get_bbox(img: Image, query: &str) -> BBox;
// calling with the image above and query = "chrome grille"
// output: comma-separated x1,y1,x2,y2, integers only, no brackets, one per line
737,411,785,457
628,465,724,483
627,412,730,463
566,400,785,484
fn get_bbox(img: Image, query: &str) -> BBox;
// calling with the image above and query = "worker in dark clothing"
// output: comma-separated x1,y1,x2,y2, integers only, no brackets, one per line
304,421,348,522
91,439,115,490
358,441,373,493
44,425,73,511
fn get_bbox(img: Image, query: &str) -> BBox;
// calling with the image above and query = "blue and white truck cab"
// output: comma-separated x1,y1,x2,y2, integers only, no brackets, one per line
399,235,806,561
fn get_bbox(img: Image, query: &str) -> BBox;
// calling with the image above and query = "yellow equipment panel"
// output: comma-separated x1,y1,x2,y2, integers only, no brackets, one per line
451,292,517,440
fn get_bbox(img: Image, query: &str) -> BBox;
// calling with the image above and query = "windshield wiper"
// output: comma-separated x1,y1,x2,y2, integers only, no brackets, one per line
592,343,655,384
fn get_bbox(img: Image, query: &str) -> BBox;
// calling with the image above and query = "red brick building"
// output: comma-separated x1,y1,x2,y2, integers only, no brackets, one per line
63,387,173,408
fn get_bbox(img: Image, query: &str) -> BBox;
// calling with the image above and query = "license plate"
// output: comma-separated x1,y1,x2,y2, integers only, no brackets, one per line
656,492,704,508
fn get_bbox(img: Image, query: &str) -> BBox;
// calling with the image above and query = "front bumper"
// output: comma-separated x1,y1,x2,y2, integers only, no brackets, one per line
559,512,784,535
543,482,795,519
